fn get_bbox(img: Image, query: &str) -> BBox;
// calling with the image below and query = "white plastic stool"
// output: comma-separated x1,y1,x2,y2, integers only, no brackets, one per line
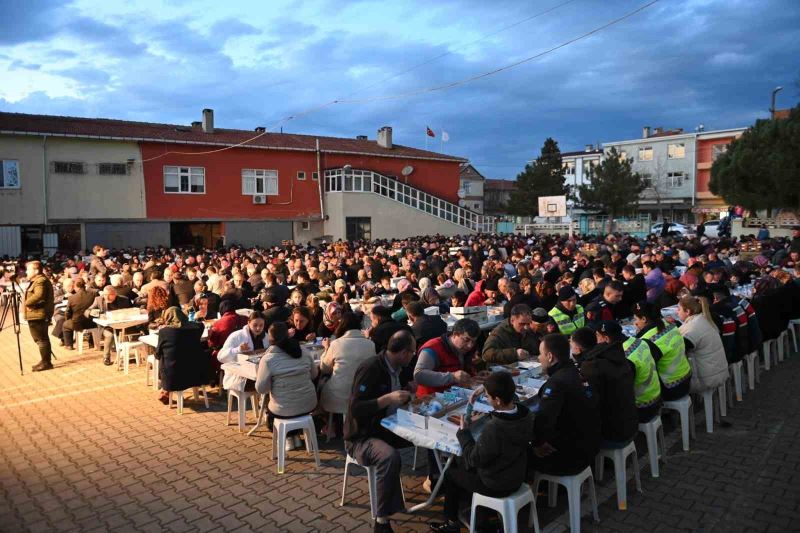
469,482,539,533
778,330,789,362
168,386,209,414
788,323,798,353
271,415,320,474
638,416,666,478
744,351,759,390
729,361,743,403
762,339,777,370
116,341,143,375
533,466,599,533
77,329,95,354
662,395,694,452
718,381,727,418
341,454,406,518
145,354,159,389
595,441,641,510
226,389,259,432
700,384,725,433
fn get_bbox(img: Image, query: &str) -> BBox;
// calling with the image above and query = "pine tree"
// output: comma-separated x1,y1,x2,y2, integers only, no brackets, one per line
507,138,568,217
577,147,645,229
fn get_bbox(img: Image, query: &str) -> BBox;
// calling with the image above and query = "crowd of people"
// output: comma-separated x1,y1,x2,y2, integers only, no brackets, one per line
7,224,800,532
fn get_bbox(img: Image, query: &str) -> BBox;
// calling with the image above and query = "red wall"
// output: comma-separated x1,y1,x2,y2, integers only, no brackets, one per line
696,137,736,195
141,142,462,219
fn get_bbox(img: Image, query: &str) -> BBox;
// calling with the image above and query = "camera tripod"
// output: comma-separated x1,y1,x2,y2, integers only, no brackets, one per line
0,283,24,375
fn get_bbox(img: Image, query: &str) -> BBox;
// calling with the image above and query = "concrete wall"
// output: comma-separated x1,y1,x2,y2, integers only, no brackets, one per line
47,138,146,221
0,135,46,225
85,222,170,250
292,219,325,245
324,192,473,241
225,221,293,248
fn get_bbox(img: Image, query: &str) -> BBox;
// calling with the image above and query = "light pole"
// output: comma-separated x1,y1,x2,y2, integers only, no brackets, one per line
770,86,783,119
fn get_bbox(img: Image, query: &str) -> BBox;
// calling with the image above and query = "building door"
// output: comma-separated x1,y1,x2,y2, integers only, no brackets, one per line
21,226,43,256
170,222,222,248
345,217,371,242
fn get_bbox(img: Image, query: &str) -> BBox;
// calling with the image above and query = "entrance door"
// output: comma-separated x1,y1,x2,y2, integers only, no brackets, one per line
21,226,43,256
345,217,371,242
170,222,222,248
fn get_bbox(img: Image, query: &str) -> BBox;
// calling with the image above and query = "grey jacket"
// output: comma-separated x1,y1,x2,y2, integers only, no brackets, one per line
255,345,318,417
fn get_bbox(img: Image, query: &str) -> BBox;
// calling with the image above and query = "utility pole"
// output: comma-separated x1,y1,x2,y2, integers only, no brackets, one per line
770,86,783,119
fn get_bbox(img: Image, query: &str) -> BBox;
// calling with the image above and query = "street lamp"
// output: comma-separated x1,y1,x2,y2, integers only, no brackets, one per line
770,86,783,119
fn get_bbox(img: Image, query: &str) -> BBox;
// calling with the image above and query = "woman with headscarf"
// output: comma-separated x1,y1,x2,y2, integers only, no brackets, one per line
390,278,418,312
316,301,343,338
155,306,208,404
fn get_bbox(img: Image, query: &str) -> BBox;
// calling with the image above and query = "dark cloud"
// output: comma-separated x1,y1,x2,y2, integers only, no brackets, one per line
0,0,61,44
208,18,261,40
9,59,40,70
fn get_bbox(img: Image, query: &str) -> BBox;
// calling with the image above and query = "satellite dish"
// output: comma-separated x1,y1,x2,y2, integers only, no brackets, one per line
401,165,414,176
457,189,466,199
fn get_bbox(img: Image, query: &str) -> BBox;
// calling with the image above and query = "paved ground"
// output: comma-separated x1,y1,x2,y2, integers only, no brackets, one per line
0,324,798,532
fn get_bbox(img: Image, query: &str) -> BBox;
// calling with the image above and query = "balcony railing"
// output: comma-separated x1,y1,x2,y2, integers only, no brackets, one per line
324,168,495,233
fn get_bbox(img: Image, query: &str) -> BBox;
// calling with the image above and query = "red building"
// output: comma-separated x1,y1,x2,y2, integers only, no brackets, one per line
695,128,745,219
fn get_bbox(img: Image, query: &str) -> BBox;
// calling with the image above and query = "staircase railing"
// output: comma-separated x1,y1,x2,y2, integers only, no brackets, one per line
324,168,494,233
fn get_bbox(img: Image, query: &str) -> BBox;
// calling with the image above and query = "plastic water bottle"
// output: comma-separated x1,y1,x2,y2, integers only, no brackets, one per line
188,310,195,322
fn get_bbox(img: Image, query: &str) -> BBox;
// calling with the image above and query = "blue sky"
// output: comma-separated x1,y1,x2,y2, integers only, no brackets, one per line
1,0,798,178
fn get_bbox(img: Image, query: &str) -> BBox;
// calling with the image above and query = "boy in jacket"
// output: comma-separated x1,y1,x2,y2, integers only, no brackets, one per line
429,371,534,533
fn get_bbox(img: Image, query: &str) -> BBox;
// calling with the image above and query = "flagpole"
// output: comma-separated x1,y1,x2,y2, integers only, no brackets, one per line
440,131,443,153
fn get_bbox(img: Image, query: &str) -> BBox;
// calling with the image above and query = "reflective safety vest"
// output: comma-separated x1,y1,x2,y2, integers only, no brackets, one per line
548,305,585,336
641,324,691,387
622,337,661,407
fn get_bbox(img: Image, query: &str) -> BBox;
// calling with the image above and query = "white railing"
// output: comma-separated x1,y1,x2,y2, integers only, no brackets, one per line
324,168,495,233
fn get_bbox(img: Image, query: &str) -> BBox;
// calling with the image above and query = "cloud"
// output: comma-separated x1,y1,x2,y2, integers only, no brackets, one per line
9,59,41,70
0,0,62,45
708,52,756,67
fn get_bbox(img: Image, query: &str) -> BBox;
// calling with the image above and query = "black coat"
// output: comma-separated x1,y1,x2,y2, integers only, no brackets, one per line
577,341,638,443
65,290,96,331
155,324,209,391
370,319,411,354
410,314,448,347
262,305,291,327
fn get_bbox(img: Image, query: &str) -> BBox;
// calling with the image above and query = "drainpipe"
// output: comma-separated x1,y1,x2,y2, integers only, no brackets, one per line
42,134,48,226
316,138,324,220
691,133,697,220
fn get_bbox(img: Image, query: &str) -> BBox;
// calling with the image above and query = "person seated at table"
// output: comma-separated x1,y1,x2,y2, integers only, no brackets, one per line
289,306,317,342
317,301,343,339
415,319,480,492
255,321,319,450
110,273,133,301
51,277,75,343
217,311,268,393
429,372,535,533
530,334,600,476
62,279,96,351
390,292,417,322
169,270,195,307
207,300,248,383
319,312,377,437
570,327,638,447
191,281,220,319
482,303,540,364
390,278,418,312
632,301,692,401
465,278,498,307
261,288,291,327
287,288,305,309
677,296,729,395
548,286,585,336
85,286,132,366
595,321,662,423
619,265,647,319
345,331,417,533
585,280,624,330
406,301,447,348
450,290,468,309
368,305,411,354
306,294,324,332
155,306,208,404
147,286,171,325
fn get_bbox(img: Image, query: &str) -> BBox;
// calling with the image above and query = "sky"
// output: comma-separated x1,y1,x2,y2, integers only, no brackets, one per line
1,0,799,179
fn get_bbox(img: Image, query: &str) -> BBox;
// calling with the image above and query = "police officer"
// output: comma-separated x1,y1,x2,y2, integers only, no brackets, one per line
548,286,585,336
585,280,624,330
596,321,662,423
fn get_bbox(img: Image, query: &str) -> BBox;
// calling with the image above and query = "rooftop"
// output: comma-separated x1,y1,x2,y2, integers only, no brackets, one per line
485,178,516,190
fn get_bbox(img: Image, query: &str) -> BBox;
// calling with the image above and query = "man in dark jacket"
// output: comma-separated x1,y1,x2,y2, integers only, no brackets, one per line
406,301,447,347
531,333,601,475
368,306,411,354
429,371,534,533
345,331,417,533
62,279,96,351
89,245,108,276
620,265,646,319
23,261,55,371
169,270,195,307
482,303,540,364
85,286,132,365
261,289,291,327
571,327,638,445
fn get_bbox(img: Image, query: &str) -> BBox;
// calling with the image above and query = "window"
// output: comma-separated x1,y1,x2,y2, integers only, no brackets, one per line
668,143,685,159
473,203,481,209
297,171,306,180
241,169,278,196
312,171,319,181
666,172,684,188
53,161,86,174
712,144,728,161
461,181,471,194
164,166,205,194
98,163,128,175
300,221,310,231
0,160,20,189
638,147,653,161
563,161,575,175
641,175,653,189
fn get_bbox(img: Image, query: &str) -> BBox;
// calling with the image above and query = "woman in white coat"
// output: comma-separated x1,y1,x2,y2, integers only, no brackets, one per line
217,311,268,392
677,296,729,393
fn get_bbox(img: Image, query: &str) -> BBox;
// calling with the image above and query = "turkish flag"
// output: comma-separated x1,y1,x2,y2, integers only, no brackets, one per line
426,127,435,138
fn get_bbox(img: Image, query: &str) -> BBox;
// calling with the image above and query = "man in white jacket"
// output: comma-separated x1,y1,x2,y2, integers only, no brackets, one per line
217,311,269,392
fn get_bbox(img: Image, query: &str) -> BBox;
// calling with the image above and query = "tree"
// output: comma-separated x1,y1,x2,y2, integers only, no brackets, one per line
577,147,646,230
507,138,568,217
710,104,800,213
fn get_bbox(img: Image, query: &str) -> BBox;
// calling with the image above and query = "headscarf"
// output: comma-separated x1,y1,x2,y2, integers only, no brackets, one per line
396,279,411,293
323,301,342,327
418,277,431,292
420,286,440,306
161,306,189,328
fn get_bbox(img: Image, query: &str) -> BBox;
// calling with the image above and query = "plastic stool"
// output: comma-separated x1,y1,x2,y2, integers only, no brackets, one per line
271,415,320,474
718,381,727,418
116,341,143,375
341,454,406,518
700,384,725,433
744,351,759,390
145,354,159,389
729,361,743,403
778,330,788,362
226,389,259,432
662,395,695,452
595,441,641,510
469,482,539,533
638,416,666,478
533,466,599,533
788,322,798,353
762,339,777,370
77,329,95,354
168,386,209,414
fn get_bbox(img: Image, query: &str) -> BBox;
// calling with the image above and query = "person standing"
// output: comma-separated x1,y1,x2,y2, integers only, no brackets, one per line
23,261,55,372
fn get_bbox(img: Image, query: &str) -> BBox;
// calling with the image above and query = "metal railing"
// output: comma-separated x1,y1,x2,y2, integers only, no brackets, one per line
324,168,495,233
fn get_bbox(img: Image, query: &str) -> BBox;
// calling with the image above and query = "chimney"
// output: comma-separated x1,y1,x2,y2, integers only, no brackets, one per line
585,144,593,152
356,135,368,141
654,126,663,135
202,108,214,134
191,121,201,129
255,126,266,133
642,126,650,138
377,126,392,149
